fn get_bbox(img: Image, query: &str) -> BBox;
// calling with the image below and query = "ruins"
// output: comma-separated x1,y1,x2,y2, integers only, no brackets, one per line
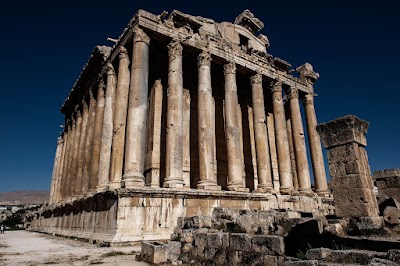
31,8,335,243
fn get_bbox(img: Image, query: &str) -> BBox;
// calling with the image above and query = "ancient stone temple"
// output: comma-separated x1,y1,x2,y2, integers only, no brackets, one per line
33,9,334,243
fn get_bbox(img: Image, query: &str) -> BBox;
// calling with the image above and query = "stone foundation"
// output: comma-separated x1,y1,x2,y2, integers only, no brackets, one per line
29,189,333,244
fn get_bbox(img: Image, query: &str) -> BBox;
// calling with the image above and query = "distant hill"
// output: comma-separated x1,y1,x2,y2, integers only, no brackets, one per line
0,190,49,205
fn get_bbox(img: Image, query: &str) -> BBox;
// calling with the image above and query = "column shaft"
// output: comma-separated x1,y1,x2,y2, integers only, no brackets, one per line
109,47,130,188
123,27,150,188
89,81,105,191
163,40,184,188
49,137,63,204
197,51,220,190
75,99,89,196
251,74,273,193
71,107,83,197
289,88,312,194
271,81,293,194
61,121,73,199
81,91,96,194
65,118,76,198
97,63,117,191
303,93,329,195
56,131,68,202
224,62,248,192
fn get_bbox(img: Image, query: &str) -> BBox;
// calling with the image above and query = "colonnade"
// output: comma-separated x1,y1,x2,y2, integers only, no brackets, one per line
49,27,329,204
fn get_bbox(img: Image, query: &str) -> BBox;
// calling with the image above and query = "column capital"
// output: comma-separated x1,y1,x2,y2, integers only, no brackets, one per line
133,26,150,44
89,88,94,100
82,99,88,110
287,87,299,99
223,62,236,75
74,105,82,117
302,93,314,106
99,79,106,92
270,80,282,93
250,73,262,85
197,50,212,68
118,46,129,60
168,40,183,59
106,62,116,76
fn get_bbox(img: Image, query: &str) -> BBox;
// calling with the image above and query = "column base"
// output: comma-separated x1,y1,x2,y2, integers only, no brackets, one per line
298,188,315,197
253,186,274,194
96,186,109,193
163,180,185,189
279,187,293,195
227,182,250,192
315,189,331,197
197,180,221,191
123,172,145,188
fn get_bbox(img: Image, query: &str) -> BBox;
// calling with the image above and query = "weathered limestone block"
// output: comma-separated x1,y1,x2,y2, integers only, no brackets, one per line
251,235,285,255
305,247,332,260
141,241,168,264
230,233,251,251
374,169,400,202
384,207,400,225
317,115,379,218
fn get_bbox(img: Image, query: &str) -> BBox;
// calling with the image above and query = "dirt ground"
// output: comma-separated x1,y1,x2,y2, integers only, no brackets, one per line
0,230,150,266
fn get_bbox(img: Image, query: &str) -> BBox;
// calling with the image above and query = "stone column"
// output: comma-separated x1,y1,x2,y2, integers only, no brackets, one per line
285,111,298,191
251,73,273,193
270,80,293,194
65,116,76,198
163,40,184,188
49,136,63,204
297,63,329,196
71,106,83,197
109,47,130,189
197,51,220,190
123,27,150,188
317,115,379,217
61,120,72,199
97,63,117,191
224,62,248,192
89,81,105,191
81,90,96,194
267,111,280,192
288,87,312,194
56,129,68,202
75,99,89,196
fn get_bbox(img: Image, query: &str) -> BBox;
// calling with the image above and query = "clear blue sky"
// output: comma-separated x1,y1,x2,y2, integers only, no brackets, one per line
0,0,399,192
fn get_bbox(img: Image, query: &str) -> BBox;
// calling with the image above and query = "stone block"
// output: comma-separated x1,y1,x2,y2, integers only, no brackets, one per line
305,247,332,260
230,233,251,251
263,255,278,266
286,260,318,266
207,233,223,248
384,207,400,225
329,250,376,264
180,229,194,243
194,232,207,247
293,219,323,236
369,258,398,266
251,235,285,255
204,247,217,260
356,216,384,232
192,215,212,228
167,240,181,263
213,249,227,265
141,241,167,264
386,249,400,263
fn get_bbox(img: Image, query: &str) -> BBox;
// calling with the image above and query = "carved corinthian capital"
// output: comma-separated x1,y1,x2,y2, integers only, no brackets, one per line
223,62,236,75
302,93,314,106
270,80,282,93
119,46,129,60
106,62,115,76
75,105,82,117
82,98,88,110
250,73,262,85
197,51,212,68
89,88,94,100
133,26,150,44
287,87,299,99
168,40,183,59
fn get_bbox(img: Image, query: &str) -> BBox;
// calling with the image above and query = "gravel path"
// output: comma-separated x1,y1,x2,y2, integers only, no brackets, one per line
0,230,150,266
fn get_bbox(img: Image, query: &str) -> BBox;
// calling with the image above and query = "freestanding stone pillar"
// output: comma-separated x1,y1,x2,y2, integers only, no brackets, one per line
109,46,130,189
97,63,117,191
270,80,293,194
297,63,329,196
251,73,273,193
224,62,248,192
197,51,220,190
163,40,184,188
89,81,105,191
288,87,312,194
123,27,150,188
317,115,379,218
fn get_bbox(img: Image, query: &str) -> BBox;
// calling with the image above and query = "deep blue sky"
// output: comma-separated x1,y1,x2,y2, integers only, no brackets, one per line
0,0,399,192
